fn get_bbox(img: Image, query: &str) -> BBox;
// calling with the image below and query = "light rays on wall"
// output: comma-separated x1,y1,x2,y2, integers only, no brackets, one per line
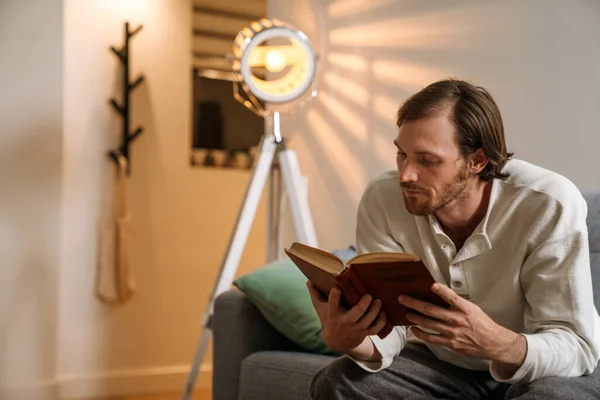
322,72,369,108
372,59,451,92
370,93,401,166
318,91,368,143
327,0,395,19
372,93,397,124
329,17,469,50
289,133,346,248
326,52,368,74
327,0,494,51
306,109,365,203
289,0,498,245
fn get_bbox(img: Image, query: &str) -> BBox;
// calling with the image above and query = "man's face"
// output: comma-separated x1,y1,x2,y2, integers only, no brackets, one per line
394,114,471,216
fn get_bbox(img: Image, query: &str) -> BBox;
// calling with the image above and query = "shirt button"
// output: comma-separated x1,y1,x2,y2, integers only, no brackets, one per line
452,263,460,269
441,244,449,251
452,281,463,288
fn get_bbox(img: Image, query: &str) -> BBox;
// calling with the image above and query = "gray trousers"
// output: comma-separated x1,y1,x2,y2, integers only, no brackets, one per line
310,344,600,400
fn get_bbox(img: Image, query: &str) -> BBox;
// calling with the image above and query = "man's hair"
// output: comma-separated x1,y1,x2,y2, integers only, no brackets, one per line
396,79,513,181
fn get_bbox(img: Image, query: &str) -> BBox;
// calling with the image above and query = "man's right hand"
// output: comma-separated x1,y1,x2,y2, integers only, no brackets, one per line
306,281,387,355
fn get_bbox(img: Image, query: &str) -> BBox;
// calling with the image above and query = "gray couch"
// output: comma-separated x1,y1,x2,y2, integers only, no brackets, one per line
212,192,600,400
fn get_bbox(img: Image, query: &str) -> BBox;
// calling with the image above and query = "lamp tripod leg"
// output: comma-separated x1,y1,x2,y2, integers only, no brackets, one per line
181,328,211,400
278,147,318,247
180,135,278,400
267,161,282,263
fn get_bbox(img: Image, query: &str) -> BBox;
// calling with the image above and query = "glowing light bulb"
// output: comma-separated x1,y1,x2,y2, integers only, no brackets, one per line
264,49,287,73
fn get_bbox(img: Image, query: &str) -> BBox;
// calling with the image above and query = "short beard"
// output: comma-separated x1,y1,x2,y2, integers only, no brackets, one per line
402,162,471,216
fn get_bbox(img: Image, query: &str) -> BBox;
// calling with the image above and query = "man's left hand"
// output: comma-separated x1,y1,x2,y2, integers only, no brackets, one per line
399,283,526,369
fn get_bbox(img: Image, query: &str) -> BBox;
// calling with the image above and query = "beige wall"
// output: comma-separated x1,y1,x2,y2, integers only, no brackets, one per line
269,0,600,251
59,0,266,397
0,0,63,398
1,0,266,398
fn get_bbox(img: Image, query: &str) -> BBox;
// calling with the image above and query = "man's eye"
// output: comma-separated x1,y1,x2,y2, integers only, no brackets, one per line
397,151,407,157
420,158,439,166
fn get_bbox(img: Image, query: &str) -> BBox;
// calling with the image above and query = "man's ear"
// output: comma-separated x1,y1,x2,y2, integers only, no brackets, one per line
469,149,488,175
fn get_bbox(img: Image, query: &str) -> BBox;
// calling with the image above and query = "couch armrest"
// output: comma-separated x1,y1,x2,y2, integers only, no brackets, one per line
212,288,304,400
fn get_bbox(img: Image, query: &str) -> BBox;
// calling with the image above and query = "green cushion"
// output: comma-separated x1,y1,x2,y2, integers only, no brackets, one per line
233,257,337,355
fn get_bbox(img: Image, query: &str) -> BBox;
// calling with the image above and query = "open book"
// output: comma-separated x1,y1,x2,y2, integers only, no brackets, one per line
284,242,449,339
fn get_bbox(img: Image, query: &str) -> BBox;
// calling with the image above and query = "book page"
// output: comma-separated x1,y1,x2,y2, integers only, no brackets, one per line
349,252,419,265
286,242,344,275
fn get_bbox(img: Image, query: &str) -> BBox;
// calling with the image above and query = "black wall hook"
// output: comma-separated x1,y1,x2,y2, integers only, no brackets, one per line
108,22,145,175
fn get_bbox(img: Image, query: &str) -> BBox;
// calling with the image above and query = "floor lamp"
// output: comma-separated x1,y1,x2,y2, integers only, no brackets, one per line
181,18,320,400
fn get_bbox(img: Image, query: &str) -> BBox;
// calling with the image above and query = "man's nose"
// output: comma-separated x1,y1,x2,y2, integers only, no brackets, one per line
399,161,417,183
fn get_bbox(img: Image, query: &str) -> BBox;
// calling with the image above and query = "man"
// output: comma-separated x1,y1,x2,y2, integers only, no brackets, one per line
308,79,600,399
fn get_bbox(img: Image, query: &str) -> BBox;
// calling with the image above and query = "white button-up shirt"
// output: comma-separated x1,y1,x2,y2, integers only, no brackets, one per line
352,159,600,384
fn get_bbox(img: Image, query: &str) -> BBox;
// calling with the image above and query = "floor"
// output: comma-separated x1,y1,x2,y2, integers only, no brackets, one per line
102,389,211,400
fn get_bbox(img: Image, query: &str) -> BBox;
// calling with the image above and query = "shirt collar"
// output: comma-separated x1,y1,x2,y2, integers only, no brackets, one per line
427,178,500,261
475,177,500,236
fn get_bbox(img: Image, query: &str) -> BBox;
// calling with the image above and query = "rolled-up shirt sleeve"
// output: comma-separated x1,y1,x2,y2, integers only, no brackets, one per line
353,327,407,372
490,231,600,384
349,187,407,372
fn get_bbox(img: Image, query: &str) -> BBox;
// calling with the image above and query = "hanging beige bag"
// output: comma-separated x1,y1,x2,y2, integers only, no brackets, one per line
96,154,136,304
